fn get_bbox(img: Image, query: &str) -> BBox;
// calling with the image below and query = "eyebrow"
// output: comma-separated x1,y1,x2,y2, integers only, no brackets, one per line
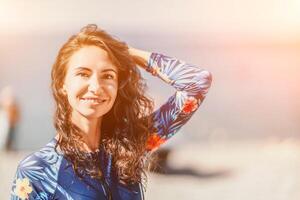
102,68,118,74
74,67,118,74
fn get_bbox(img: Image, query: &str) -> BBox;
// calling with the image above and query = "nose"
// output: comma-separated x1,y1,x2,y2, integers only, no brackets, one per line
88,75,103,94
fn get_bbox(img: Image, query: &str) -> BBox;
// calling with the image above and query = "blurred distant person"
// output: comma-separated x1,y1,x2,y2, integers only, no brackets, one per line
10,24,212,200
0,86,20,151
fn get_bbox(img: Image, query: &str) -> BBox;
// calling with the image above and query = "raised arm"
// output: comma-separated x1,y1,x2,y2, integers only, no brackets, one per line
129,48,212,151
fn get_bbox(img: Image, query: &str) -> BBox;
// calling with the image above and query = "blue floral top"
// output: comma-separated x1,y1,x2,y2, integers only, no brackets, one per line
11,52,212,200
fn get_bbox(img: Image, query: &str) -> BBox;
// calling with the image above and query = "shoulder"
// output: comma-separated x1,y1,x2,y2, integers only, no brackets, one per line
17,138,62,173
13,138,63,198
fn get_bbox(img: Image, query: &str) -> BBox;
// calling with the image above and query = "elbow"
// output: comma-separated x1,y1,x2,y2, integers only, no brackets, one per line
201,70,213,85
196,70,213,96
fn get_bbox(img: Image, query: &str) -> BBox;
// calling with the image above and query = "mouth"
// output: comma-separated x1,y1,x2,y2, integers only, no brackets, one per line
80,98,107,104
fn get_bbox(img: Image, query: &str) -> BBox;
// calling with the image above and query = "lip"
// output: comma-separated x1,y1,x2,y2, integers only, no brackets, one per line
80,97,108,104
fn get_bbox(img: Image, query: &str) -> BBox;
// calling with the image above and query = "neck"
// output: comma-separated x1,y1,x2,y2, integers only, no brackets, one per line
71,114,102,152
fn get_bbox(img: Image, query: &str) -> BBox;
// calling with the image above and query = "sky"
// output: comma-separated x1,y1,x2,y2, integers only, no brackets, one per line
0,0,299,43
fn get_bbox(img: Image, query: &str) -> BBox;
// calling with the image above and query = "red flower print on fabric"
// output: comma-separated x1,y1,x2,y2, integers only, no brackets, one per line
146,133,166,151
182,96,199,114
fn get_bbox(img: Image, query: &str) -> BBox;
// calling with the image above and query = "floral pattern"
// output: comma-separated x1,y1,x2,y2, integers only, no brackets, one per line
11,52,212,199
182,96,199,114
14,178,33,200
146,133,166,151
146,53,212,150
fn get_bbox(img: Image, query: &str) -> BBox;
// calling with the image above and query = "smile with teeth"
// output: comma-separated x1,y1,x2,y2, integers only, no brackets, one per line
80,98,107,104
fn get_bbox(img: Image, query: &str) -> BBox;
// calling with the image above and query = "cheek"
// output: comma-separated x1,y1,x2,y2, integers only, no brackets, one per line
66,80,86,96
65,85,86,108
106,83,118,97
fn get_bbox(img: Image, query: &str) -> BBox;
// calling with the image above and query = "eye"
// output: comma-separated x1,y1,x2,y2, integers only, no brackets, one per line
103,74,115,79
77,72,89,78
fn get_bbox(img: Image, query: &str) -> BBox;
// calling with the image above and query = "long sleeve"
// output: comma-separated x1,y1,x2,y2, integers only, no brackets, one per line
11,158,51,200
10,143,62,200
145,52,212,151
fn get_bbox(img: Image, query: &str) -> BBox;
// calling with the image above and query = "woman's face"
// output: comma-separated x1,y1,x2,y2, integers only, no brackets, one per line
63,46,118,120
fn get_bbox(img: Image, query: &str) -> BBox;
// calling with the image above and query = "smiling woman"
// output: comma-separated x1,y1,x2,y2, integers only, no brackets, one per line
63,46,119,123
10,24,212,200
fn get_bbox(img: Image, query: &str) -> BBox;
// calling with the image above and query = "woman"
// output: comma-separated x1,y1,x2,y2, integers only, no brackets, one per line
11,24,212,200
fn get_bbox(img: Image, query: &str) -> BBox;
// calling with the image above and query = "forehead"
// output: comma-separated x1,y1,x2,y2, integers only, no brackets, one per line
67,46,118,72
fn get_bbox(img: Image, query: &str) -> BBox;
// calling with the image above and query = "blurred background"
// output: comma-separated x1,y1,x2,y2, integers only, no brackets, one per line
0,0,299,199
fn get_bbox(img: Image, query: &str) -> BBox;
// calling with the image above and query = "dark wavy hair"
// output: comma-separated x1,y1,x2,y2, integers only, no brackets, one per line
51,24,155,186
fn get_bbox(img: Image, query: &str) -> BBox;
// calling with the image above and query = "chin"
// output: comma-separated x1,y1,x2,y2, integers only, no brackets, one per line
80,109,110,119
